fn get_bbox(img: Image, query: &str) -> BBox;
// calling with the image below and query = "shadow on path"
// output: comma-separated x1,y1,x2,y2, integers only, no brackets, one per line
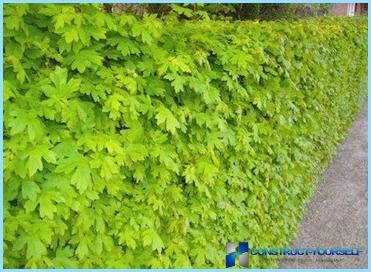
279,103,368,269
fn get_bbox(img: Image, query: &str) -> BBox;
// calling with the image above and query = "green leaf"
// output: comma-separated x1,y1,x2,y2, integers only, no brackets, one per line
4,80,15,102
155,105,180,134
26,150,44,177
64,28,79,43
142,229,164,253
91,154,119,180
119,227,137,249
171,4,194,18
71,159,91,193
8,110,45,141
8,109,28,135
174,254,192,268
133,164,145,181
26,235,47,260
38,193,57,219
23,145,56,177
13,234,28,251
22,181,40,201
75,239,89,260
117,38,140,56
66,49,103,73
171,74,187,93
126,144,147,162
53,247,78,268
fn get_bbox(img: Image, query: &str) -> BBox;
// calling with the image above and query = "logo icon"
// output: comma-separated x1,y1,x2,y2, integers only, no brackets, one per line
226,242,249,268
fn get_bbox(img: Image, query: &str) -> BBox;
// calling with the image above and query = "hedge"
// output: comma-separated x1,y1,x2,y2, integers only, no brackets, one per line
3,4,367,268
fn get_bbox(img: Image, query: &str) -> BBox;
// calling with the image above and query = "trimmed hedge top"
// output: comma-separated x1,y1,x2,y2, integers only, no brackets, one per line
4,4,367,268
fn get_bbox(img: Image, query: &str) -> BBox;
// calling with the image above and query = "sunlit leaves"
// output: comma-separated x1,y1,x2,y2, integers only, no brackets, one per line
4,4,28,31
22,181,41,201
42,67,81,102
38,193,58,219
118,227,137,249
8,110,45,142
71,159,92,193
75,239,89,260
143,229,165,253
3,3,368,269
53,247,77,268
155,105,180,134
13,234,47,260
22,144,56,177
65,49,103,73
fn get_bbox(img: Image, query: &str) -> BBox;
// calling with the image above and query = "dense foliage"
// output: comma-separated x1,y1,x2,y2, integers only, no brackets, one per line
3,4,367,268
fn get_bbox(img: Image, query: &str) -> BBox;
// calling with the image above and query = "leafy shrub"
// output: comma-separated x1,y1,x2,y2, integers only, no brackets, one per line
3,3,367,268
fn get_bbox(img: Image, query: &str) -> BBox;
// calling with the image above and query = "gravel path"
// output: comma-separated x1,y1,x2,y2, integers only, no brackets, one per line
279,103,368,269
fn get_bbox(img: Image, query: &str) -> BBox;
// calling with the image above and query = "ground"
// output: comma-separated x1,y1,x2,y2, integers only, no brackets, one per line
279,103,368,269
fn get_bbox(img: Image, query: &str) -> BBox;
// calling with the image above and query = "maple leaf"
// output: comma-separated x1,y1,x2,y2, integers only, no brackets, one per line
4,4,28,31
142,229,164,253
22,181,40,201
90,154,118,180
170,4,194,18
145,77,166,96
168,73,188,93
151,145,179,173
174,254,192,268
155,105,180,134
65,49,103,73
42,66,81,100
64,28,79,43
71,159,91,193
133,164,145,182
22,144,56,177
26,235,47,260
197,158,219,182
131,24,153,44
75,239,89,260
125,144,147,162
4,80,15,102
53,247,78,268
38,193,57,219
119,227,137,249
169,56,192,73
117,38,141,56
8,109,45,141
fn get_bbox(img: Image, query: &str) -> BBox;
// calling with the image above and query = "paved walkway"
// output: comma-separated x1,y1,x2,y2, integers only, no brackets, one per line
280,104,368,268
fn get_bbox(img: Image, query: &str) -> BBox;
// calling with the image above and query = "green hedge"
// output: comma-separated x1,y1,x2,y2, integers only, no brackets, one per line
4,4,367,268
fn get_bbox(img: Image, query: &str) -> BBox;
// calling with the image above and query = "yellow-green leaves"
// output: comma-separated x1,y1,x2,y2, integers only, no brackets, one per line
118,227,137,249
21,181,41,201
8,110,45,142
43,67,81,100
13,234,47,261
4,4,28,31
23,144,56,177
71,159,92,193
65,50,103,73
155,105,180,134
75,239,89,260
143,229,165,253
3,3,367,269
38,193,58,219
52,247,77,268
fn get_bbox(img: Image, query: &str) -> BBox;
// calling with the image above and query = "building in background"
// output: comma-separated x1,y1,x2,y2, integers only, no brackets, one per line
331,3,367,16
